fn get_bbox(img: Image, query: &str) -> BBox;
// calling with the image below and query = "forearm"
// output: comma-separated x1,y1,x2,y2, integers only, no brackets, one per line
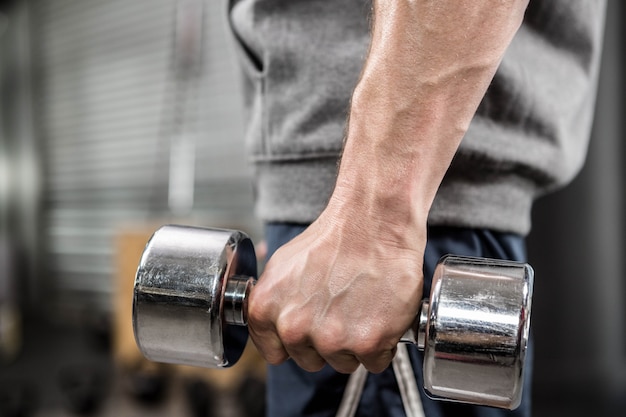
332,0,529,225
248,0,530,374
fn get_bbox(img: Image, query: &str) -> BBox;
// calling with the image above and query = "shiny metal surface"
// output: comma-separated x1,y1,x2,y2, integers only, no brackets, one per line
132,225,256,368
132,225,533,409
421,255,533,409
223,275,255,326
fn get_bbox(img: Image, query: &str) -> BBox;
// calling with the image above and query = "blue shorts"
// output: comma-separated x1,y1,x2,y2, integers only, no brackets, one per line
264,224,532,417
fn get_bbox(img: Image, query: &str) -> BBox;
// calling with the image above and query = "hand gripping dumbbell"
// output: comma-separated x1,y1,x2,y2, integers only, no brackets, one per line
132,225,533,410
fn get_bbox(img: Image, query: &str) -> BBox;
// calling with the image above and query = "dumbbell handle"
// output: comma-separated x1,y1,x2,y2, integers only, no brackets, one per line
222,274,430,349
222,275,255,326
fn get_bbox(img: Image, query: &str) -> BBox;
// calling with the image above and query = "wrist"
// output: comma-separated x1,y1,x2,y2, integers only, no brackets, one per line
333,122,442,227
327,167,430,238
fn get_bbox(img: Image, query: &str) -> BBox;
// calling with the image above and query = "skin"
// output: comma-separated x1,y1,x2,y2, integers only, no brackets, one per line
248,0,530,374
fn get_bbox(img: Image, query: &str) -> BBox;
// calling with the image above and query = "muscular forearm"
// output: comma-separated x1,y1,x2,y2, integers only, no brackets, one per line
332,0,529,226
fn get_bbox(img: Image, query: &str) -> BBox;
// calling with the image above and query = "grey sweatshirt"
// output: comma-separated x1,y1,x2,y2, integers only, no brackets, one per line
227,0,606,235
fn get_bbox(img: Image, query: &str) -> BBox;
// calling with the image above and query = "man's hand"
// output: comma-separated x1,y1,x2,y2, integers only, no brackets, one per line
248,202,425,374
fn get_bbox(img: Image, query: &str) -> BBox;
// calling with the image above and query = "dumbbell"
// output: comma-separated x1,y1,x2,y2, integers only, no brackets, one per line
132,225,533,410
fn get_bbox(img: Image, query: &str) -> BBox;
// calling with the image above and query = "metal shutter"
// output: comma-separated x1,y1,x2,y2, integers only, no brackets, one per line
36,0,258,314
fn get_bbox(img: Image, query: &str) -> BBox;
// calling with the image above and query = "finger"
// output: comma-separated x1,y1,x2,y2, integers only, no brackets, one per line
355,345,397,374
247,281,290,365
255,239,268,261
249,326,290,365
323,351,361,374
283,344,327,372
276,316,327,372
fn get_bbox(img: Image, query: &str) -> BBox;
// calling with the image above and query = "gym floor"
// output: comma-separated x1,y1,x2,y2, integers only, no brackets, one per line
0,316,621,417
0,317,263,417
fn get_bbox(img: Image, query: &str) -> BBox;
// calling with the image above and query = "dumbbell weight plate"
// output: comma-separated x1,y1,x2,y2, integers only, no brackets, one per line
133,225,256,368
421,255,533,409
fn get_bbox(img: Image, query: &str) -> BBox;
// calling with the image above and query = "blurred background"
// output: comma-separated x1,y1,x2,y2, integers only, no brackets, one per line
0,0,623,416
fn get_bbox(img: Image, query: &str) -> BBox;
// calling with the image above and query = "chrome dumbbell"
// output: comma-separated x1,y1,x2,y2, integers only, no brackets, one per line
132,225,533,409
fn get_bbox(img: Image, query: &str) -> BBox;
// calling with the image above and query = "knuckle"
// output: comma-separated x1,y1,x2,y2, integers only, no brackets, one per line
276,317,309,349
350,339,383,358
355,340,383,358
352,339,396,374
313,321,347,351
247,298,272,328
